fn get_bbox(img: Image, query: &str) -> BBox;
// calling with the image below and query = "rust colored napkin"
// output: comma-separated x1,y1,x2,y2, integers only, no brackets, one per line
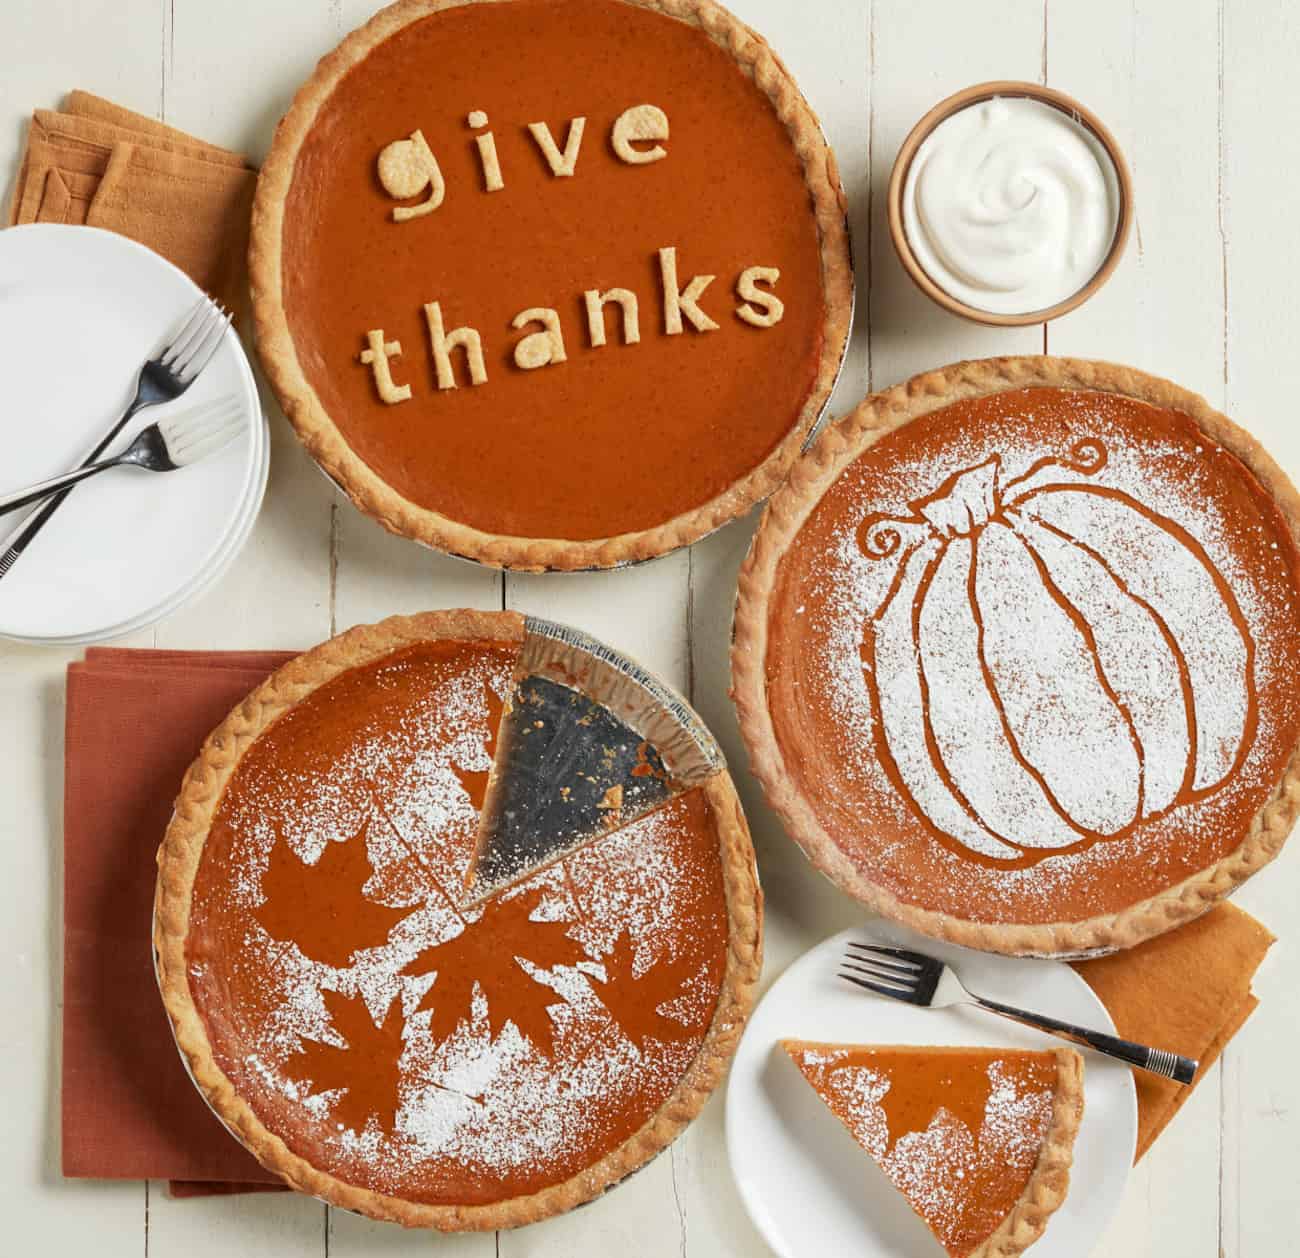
8,91,255,316
63,647,294,1194
1072,901,1273,1162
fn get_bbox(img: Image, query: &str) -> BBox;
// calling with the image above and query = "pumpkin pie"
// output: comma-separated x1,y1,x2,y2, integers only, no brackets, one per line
734,357,1300,956
249,0,852,571
154,610,762,1228
782,1041,1083,1258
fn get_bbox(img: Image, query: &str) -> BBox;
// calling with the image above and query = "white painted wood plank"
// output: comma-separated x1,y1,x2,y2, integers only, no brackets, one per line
1,2,162,1252
500,559,692,1258
146,1,335,1253
151,0,342,655
1221,2,1300,1253
1048,4,1225,1255
332,502,504,632
675,1,878,1252
866,0,1045,389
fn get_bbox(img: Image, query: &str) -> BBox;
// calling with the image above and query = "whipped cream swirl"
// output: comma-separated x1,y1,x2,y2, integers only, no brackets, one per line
902,96,1120,315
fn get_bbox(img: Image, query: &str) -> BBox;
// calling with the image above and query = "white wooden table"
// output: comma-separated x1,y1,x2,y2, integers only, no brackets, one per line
3,1,1297,1253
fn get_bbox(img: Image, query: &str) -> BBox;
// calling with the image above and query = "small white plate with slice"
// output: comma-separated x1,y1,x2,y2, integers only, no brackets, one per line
0,224,267,643
727,923,1136,1258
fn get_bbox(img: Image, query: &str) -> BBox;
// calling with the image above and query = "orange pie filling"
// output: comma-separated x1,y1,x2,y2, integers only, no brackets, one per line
783,1041,1078,1258
766,387,1300,926
184,639,735,1204
278,0,833,543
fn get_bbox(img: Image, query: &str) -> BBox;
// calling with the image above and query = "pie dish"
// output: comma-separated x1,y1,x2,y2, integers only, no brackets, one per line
249,0,852,571
154,610,762,1228
782,1041,1083,1258
733,357,1300,956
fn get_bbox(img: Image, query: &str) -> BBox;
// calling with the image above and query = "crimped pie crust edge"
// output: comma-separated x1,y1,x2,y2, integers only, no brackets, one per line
248,0,853,572
154,609,763,1228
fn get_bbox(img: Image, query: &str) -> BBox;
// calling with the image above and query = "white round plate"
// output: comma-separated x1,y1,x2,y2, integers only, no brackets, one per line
1,427,269,647
727,923,1136,1258
0,224,267,642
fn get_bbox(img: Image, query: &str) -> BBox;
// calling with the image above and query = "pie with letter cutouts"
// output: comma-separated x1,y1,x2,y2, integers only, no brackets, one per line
733,357,1300,956
249,0,852,571
154,610,762,1229
782,1040,1083,1258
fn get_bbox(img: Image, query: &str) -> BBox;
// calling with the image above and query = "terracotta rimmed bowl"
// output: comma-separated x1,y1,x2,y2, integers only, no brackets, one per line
887,81,1134,327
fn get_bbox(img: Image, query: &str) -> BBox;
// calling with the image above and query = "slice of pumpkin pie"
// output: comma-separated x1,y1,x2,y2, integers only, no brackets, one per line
782,1040,1083,1258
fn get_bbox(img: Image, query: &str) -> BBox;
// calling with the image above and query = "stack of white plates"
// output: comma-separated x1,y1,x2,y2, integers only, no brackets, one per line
0,225,268,644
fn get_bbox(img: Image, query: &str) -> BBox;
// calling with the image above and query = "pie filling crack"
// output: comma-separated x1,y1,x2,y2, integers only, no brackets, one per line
153,610,761,1230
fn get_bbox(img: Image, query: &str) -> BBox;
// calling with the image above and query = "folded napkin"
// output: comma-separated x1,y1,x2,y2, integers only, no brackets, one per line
62,648,1275,1195
8,91,256,316
63,647,293,1195
1072,901,1273,1161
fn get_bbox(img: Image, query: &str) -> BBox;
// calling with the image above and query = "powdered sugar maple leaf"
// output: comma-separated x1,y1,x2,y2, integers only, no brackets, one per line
586,928,701,1051
403,886,587,1057
255,815,415,968
284,988,406,1134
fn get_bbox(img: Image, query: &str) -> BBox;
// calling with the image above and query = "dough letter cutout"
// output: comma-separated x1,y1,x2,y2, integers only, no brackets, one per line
468,110,505,192
377,130,445,222
424,302,488,389
659,246,719,335
584,288,641,347
527,118,586,177
736,266,784,327
511,307,568,369
611,105,668,164
359,330,412,403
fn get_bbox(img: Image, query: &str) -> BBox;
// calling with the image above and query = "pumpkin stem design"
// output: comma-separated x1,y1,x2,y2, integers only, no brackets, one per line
857,438,1256,866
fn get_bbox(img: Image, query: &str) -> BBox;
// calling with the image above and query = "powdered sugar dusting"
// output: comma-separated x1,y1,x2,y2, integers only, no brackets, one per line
187,644,729,1205
777,388,1300,918
795,1047,1054,1251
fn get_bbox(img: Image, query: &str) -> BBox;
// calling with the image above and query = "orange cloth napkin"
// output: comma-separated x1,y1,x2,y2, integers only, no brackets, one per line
62,649,1275,1193
1072,901,1273,1162
8,91,255,316
63,647,293,1195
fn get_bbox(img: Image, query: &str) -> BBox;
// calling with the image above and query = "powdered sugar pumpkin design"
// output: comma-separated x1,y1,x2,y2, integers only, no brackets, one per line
857,437,1257,865
746,371,1300,947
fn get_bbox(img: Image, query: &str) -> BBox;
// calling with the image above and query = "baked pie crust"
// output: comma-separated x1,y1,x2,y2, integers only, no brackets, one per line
733,357,1300,956
249,0,852,571
155,610,762,1227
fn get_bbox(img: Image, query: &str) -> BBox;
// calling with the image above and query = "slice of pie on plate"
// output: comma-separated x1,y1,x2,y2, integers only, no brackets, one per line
153,610,762,1229
782,1040,1084,1258
733,357,1300,956
249,0,852,571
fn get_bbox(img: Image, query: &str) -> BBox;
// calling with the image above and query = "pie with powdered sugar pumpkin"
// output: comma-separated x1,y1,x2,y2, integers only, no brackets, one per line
782,1041,1084,1258
249,0,852,571
733,357,1300,957
154,610,761,1229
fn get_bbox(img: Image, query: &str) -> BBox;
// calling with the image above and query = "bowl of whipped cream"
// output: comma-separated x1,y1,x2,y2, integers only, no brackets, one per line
888,81,1133,325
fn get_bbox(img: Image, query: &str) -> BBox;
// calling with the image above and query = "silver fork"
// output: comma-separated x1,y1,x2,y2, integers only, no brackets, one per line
0,295,232,578
842,940,1198,1084
0,398,244,517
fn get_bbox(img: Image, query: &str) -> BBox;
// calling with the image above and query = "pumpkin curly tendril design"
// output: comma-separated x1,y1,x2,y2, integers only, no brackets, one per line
856,438,1257,866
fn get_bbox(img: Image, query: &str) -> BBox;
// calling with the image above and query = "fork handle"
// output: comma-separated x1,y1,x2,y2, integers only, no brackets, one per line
0,454,133,517
0,396,147,575
970,994,1199,1085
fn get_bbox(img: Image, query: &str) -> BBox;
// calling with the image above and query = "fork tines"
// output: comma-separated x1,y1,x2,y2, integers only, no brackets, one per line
158,397,245,466
840,940,940,1006
159,296,233,384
